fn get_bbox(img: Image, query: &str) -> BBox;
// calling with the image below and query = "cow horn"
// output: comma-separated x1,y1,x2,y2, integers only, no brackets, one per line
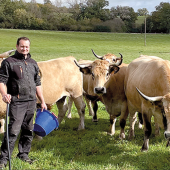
74,60,91,68
115,53,123,66
74,60,80,68
0,49,15,58
91,49,103,59
74,60,86,68
136,87,163,102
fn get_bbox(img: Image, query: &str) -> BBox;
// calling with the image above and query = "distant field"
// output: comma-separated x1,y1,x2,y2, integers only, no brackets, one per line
136,16,145,25
0,29,170,64
0,29,170,170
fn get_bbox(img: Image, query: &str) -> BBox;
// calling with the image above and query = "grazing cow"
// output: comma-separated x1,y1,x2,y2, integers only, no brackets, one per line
37,56,86,130
75,58,129,138
0,49,15,134
67,50,123,122
124,55,170,151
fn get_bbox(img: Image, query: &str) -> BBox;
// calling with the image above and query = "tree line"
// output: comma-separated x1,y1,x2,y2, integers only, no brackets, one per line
0,0,170,33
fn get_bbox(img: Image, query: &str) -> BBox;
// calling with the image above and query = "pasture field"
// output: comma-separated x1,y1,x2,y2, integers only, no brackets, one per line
0,29,170,63
0,29,170,170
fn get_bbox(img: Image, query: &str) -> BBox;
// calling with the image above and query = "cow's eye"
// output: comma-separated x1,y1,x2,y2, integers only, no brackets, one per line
91,73,95,80
112,59,116,62
106,72,110,78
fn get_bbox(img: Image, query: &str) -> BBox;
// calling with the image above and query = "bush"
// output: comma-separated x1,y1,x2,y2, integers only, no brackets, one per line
79,25,94,32
100,19,126,32
94,25,111,32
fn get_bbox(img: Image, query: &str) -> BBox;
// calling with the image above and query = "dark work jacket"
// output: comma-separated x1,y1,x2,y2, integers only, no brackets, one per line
0,50,41,102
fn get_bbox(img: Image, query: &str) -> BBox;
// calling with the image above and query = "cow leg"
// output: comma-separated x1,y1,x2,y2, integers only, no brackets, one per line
129,112,137,140
153,117,160,136
92,101,98,122
84,96,94,116
165,111,170,147
73,96,86,130
119,105,129,139
84,95,98,122
0,119,5,134
56,96,68,125
107,115,117,136
138,112,143,129
67,97,73,119
141,113,152,151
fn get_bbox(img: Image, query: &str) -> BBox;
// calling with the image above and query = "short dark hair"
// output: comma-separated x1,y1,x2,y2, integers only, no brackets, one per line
17,37,30,46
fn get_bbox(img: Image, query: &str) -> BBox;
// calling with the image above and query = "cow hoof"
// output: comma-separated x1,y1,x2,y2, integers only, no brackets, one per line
54,127,59,131
67,114,72,119
92,119,98,122
78,126,85,130
89,112,94,116
119,133,125,139
166,140,170,147
138,123,143,129
141,148,148,152
128,135,135,140
141,144,149,152
107,132,114,136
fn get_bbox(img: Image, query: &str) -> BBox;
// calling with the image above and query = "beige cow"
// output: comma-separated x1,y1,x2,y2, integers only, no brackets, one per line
37,56,86,130
67,50,123,122
124,55,170,151
75,58,129,139
67,59,103,121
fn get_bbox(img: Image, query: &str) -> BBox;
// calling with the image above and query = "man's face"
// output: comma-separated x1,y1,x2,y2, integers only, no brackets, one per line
16,39,30,55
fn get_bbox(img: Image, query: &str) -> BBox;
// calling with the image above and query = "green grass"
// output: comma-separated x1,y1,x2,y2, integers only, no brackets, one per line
0,29,170,170
0,29,170,63
136,16,145,25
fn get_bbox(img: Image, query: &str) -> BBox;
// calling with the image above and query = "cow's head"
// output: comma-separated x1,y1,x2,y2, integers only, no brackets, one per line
91,49,123,65
75,59,121,95
136,87,170,140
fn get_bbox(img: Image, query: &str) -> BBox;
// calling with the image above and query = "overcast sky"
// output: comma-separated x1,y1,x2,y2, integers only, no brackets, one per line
26,0,170,13
108,0,170,13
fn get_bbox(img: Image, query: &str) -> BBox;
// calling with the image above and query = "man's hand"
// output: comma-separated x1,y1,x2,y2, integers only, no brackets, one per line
2,94,11,103
41,102,47,112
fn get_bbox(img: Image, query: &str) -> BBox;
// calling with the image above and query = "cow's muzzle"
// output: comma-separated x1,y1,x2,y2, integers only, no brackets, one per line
164,131,170,139
94,87,106,94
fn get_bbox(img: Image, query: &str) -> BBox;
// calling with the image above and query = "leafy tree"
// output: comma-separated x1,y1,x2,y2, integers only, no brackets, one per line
13,8,31,28
0,0,27,28
44,0,52,5
137,8,149,16
110,6,138,32
78,0,110,21
151,2,170,33
0,5,5,23
69,3,81,21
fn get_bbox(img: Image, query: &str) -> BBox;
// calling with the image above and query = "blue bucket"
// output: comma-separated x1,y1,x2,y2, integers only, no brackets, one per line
33,109,59,137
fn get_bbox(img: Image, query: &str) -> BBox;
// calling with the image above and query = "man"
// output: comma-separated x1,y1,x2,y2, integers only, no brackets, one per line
0,37,47,169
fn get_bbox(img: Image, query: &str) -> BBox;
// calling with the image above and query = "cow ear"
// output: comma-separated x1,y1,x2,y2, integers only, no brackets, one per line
80,66,92,74
109,65,119,74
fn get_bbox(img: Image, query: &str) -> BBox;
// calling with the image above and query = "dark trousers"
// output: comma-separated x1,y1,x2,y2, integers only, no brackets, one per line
0,100,36,164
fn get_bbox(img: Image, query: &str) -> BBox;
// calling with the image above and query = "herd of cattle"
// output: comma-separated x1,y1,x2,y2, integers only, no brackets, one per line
0,49,170,152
